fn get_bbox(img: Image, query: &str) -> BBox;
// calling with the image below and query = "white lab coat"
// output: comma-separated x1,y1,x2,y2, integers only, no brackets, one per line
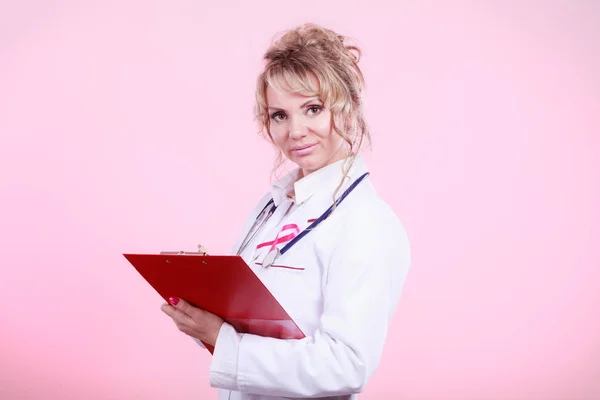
195,155,411,399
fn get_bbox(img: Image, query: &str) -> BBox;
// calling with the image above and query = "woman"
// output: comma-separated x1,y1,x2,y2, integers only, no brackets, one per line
161,23,411,399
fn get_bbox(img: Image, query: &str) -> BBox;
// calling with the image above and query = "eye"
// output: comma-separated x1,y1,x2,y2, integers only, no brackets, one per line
270,112,286,122
306,105,323,116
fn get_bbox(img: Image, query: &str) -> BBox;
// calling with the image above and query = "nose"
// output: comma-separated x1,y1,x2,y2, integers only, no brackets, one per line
289,116,308,139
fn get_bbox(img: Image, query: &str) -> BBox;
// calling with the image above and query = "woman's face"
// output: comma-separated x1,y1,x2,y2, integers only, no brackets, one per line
266,80,346,177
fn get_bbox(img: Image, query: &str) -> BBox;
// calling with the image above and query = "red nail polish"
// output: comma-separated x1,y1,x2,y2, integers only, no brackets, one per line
169,297,179,305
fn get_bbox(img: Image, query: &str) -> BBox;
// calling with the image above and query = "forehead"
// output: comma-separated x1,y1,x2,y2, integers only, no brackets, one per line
266,85,321,109
265,71,322,108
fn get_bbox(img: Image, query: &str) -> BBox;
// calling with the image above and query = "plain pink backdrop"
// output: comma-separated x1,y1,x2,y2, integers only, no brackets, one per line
1,1,598,399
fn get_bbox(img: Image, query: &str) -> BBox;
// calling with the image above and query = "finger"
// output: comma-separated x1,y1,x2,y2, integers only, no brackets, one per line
161,302,193,325
168,297,201,320
160,303,178,320
160,303,176,317
161,303,196,332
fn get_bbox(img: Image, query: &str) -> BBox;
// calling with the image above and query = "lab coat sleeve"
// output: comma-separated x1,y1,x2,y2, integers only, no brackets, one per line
208,210,411,397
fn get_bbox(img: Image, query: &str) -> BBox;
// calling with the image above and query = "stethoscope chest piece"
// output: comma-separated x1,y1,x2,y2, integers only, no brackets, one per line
262,248,280,268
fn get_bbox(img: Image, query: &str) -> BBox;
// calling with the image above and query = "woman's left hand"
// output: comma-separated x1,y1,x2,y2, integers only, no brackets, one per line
160,297,224,347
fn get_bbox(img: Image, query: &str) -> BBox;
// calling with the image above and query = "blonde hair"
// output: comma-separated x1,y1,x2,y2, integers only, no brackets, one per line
254,23,371,205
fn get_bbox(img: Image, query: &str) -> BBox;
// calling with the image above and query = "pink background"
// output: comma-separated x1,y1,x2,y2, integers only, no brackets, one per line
1,1,598,399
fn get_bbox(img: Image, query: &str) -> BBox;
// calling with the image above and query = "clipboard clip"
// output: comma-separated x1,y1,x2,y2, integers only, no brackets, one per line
160,244,208,256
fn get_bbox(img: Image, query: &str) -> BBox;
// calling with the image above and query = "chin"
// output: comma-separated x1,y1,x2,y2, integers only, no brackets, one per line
297,159,328,175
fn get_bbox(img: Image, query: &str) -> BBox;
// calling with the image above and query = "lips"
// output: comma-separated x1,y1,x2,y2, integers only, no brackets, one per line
290,143,317,156
291,144,316,151
290,144,316,156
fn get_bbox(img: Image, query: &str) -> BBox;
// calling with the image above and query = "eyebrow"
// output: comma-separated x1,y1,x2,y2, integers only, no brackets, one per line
268,98,321,111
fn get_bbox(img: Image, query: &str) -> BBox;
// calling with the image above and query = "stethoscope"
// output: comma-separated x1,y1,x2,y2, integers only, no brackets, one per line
236,171,370,268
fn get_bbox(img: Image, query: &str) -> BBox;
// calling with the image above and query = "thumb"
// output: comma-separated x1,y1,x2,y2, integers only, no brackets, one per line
168,296,196,318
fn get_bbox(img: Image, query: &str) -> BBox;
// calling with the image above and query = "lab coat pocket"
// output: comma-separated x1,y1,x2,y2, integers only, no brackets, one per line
254,261,306,272
253,248,306,272
266,263,305,271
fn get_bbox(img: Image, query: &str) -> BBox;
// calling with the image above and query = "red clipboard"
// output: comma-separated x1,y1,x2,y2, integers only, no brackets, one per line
123,253,305,353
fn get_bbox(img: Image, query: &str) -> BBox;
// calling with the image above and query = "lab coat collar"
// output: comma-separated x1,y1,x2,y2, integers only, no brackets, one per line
270,155,369,207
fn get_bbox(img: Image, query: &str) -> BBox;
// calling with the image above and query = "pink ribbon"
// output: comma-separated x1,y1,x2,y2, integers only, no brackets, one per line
256,224,300,252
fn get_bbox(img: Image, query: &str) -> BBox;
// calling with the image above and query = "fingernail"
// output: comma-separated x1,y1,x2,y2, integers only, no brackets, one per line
169,297,179,305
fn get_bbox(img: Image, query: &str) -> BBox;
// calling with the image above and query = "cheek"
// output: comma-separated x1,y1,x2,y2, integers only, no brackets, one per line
309,115,333,139
270,126,288,148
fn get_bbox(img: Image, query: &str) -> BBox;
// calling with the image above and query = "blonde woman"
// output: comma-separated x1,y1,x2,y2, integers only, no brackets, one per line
161,23,411,399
